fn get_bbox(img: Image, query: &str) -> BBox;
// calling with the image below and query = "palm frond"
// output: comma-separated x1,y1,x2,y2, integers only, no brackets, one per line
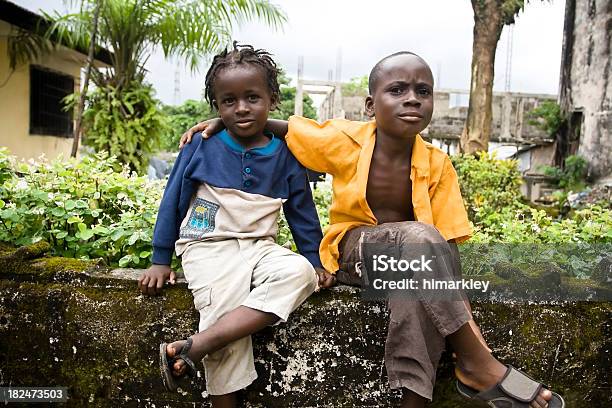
34,0,286,85
154,0,286,71
41,10,93,51
6,27,56,70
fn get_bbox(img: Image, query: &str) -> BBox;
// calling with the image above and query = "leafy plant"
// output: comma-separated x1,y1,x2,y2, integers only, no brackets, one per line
539,155,588,192
65,82,169,173
527,100,563,137
452,152,611,249
0,147,13,185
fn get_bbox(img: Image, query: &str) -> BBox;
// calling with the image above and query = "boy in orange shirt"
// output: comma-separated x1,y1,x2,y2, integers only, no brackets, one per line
180,52,563,408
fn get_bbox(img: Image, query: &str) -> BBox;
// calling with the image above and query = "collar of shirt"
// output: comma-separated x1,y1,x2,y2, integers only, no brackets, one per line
217,129,280,155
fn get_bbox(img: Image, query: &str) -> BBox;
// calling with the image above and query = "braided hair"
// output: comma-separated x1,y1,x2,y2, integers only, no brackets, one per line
204,41,281,109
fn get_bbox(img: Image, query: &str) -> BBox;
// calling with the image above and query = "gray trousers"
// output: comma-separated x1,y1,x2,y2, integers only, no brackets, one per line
337,222,472,401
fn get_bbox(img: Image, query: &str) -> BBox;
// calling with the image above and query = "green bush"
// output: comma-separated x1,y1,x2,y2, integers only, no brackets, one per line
539,154,588,192
268,86,317,121
342,76,369,97
451,152,525,223
471,205,611,243
452,152,610,245
0,150,166,269
0,147,13,185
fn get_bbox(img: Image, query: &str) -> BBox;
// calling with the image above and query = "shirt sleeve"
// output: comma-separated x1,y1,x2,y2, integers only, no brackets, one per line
430,157,472,243
282,160,324,268
285,116,347,175
151,138,199,264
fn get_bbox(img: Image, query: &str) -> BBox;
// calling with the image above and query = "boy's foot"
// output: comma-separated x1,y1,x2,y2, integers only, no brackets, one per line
455,359,563,408
159,338,199,392
166,339,196,377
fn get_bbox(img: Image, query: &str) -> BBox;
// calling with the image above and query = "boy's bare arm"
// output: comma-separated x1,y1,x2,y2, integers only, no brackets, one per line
179,119,289,148
138,264,176,296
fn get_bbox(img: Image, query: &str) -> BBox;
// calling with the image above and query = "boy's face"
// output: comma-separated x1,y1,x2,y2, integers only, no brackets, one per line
212,65,274,141
365,55,434,139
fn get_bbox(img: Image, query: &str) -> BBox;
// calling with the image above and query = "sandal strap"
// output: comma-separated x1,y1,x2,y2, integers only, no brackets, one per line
176,337,198,376
497,365,543,403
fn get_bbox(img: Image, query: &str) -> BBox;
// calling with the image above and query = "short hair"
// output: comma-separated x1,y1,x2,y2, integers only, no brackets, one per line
368,51,430,94
204,41,280,108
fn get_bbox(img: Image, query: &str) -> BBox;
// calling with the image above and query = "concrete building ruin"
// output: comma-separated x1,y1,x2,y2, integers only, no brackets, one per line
558,0,611,181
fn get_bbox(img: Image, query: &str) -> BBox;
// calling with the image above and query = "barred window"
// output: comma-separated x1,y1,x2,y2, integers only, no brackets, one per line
30,65,74,137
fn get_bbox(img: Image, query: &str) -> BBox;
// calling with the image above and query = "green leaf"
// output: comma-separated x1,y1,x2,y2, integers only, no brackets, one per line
111,229,125,241
118,254,132,267
139,250,151,258
65,200,76,210
51,207,66,217
127,233,139,245
92,225,109,235
0,200,4,208
79,229,94,240
77,223,87,233
67,216,81,224
56,231,68,239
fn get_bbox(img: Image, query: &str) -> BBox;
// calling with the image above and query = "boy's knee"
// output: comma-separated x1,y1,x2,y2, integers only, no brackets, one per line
287,256,318,288
396,222,446,245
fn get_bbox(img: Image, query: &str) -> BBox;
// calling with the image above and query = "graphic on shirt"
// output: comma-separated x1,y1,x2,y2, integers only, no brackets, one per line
180,198,220,238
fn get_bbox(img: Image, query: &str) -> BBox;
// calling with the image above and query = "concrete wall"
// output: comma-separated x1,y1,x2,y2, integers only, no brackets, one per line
1,243,611,407
560,0,612,180
317,86,556,147
425,90,556,145
0,20,83,162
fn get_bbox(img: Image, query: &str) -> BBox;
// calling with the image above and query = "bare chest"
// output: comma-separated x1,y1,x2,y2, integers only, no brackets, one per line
366,155,415,223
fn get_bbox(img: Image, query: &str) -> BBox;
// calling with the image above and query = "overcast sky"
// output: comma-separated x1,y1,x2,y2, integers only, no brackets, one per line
16,0,566,106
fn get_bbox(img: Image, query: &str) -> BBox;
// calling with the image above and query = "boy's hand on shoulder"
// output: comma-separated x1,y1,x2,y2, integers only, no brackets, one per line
138,264,176,296
179,118,225,149
315,267,336,289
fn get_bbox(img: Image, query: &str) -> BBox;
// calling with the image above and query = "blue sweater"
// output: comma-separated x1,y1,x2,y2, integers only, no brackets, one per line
152,130,323,268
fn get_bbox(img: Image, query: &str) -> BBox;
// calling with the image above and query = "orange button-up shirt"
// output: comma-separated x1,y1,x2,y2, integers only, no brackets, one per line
286,116,472,273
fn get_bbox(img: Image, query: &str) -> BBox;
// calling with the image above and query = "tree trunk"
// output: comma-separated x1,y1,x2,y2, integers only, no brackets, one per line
71,0,102,158
460,0,505,154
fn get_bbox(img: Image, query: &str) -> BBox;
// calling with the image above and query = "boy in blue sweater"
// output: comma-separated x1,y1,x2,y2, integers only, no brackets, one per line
138,43,333,407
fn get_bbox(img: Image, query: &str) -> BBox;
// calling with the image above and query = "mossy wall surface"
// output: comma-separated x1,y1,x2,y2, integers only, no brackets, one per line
0,249,610,407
